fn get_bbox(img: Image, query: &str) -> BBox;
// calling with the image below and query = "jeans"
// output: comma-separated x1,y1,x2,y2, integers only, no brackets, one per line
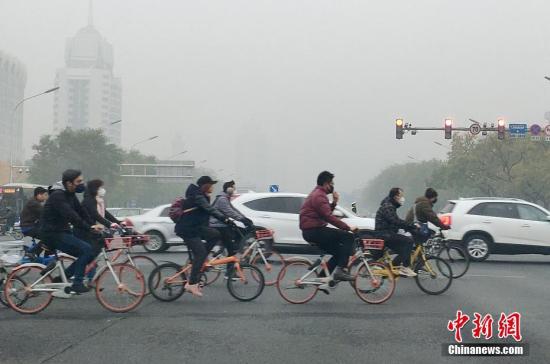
302,227,355,273
42,232,94,285
176,226,222,285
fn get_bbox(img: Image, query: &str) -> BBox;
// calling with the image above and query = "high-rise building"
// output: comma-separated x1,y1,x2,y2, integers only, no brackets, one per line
53,4,121,145
0,50,26,181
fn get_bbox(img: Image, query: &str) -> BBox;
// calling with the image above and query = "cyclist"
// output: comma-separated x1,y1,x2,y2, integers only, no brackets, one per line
20,186,48,239
300,171,358,282
375,187,418,277
175,176,232,297
209,180,253,277
405,188,451,237
40,169,103,294
80,179,123,287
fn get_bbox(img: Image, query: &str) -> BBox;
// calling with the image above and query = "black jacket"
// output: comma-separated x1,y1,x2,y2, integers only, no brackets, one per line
375,197,416,235
40,183,94,233
20,199,43,228
81,193,121,227
175,184,226,233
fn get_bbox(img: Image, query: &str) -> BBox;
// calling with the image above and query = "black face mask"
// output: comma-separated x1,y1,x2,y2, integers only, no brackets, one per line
75,183,86,194
432,198,438,205
326,185,334,194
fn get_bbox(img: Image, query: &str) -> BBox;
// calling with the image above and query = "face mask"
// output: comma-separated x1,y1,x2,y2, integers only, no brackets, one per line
75,183,86,194
226,187,235,195
326,185,334,194
432,198,438,205
398,197,405,205
98,187,106,198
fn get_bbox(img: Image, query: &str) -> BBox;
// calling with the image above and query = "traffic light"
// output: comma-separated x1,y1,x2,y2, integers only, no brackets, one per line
396,119,404,139
497,119,506,140
444,118,453,139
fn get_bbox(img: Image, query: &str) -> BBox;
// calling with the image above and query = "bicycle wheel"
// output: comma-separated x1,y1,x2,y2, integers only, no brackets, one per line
354,261,396,304
276,260,319,304
12,231,24,240
4,265,53,314
437,245,470,279
414,256,453,295
250,250,285,286
226,263,265,302
95,263,145,313
148,262,186,302
124,255,158,294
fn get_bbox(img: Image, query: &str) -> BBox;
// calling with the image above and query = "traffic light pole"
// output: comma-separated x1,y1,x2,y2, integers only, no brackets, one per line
396,118,507,140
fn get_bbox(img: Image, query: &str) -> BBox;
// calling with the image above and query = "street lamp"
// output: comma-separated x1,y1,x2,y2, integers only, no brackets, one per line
10,86,60,183
167,151,187,160
544,76,550,81
407,155,418,161
130,135,159,149
110,119,122,125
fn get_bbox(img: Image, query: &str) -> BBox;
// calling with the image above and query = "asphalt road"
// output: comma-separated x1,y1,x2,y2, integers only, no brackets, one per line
1,246,549,364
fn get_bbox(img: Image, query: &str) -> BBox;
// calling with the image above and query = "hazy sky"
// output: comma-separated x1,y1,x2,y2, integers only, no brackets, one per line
1,0,550,195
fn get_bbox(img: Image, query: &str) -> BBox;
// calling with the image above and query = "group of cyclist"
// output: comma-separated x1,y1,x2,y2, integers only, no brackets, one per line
17,167,449,299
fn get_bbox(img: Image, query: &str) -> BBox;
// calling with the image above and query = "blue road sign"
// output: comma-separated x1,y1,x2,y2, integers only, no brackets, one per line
509,123,528,137
269,185,279,193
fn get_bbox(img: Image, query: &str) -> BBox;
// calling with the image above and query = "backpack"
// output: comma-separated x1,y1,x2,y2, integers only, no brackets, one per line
168,197,197,223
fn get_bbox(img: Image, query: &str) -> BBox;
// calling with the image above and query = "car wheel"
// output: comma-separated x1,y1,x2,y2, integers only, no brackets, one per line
464,234,491,262
143,231,168,253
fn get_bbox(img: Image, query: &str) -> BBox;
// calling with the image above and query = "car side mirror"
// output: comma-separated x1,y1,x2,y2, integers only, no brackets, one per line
351,202,357,214
546,216,550,221
332,209,345,218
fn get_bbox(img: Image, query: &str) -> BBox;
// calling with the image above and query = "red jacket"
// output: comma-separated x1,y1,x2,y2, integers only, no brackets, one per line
299,186,350,231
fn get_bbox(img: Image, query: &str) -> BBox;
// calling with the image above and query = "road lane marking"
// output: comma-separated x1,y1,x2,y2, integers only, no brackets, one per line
468,274,525,279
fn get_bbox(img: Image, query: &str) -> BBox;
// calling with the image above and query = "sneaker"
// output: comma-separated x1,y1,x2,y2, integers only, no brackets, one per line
398,266,417,277
85,280,96,289
332,267,354,282
318,284,331,295
184,283,203,297
68,284,91,294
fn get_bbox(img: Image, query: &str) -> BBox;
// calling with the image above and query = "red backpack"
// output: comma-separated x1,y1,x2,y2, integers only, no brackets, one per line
168,197,197,223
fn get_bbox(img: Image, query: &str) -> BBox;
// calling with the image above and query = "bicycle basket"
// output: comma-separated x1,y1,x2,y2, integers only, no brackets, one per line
0,241,25,267
361,239,384,251
104,236,132,250
255,230,274,240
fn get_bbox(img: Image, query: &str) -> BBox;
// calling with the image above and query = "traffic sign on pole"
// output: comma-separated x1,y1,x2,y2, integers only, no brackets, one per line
509,124,528,138
469,123,481,135
269,185,279,193
545,125,550,136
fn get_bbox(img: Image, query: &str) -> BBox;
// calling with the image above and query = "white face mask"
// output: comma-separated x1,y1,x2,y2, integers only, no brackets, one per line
399,197,405,205
226,187,235,196
97,187,106,198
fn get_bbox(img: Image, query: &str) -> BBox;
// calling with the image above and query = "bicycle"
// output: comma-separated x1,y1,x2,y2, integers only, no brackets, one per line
0,241,26,307
371,237,454,295
0,223,24,241
148,249,265,302
182,225,285,287
423,230,470,279
276,235,396,304
3,230,146,314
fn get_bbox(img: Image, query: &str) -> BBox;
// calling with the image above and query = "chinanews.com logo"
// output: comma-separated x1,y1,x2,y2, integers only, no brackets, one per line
443,310,529,357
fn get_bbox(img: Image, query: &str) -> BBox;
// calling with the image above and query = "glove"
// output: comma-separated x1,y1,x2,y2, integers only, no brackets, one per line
242,218,253,227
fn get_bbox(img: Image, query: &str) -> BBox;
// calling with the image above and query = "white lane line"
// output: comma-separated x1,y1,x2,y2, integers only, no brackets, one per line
468,274,525,279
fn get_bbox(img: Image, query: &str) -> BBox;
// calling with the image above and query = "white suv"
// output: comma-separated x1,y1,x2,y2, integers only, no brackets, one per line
232,193,375,251
439,198,550,261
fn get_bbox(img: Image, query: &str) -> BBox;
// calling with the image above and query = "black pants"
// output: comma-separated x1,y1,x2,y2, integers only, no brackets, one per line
177,226,222,285
302,227,354,273
381,232,414,267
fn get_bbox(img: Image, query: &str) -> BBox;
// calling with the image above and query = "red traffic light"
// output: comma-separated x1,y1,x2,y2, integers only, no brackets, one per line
444,118,453,139
497,118,506,139
396,119,404,139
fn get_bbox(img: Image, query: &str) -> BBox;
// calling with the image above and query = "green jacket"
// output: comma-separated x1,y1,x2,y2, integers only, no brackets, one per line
405,196,446,229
